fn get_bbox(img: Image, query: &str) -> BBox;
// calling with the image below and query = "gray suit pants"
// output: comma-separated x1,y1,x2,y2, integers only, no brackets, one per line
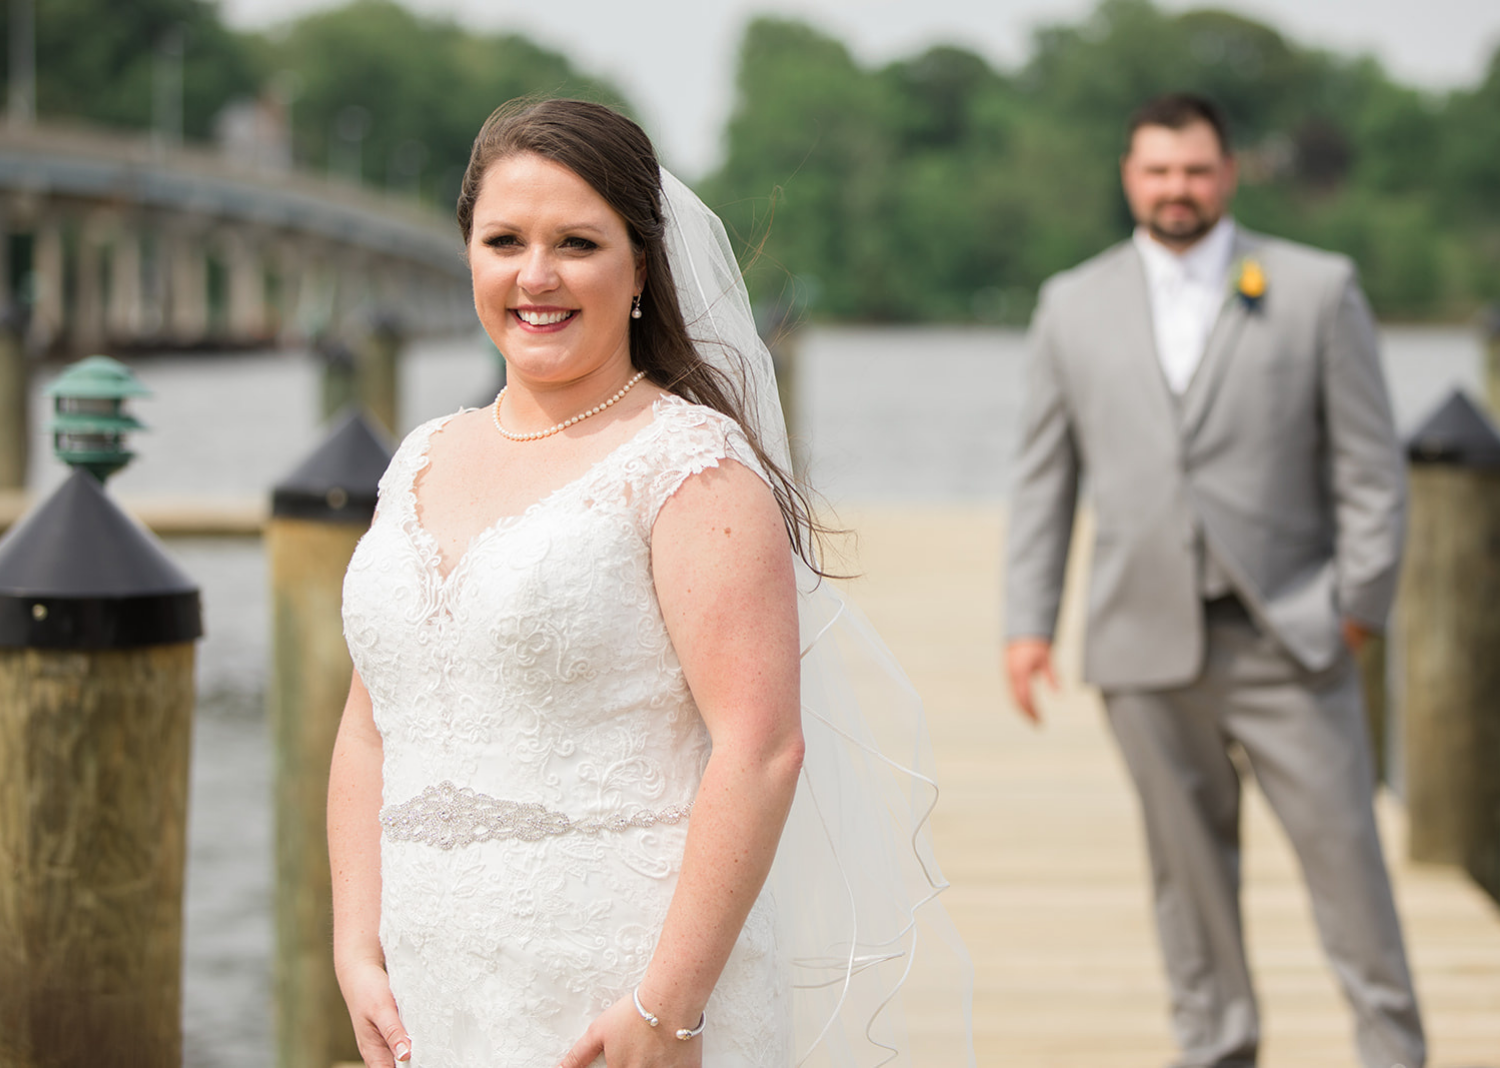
1103,600,1425,1068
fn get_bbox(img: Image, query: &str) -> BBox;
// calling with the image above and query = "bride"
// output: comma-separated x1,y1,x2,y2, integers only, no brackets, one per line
329,98,972,1068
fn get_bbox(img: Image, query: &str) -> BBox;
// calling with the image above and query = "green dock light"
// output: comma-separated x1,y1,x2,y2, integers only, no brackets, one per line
44,355,151,482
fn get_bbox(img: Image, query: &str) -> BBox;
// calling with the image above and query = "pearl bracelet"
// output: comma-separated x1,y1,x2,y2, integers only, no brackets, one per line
632,986,707,1041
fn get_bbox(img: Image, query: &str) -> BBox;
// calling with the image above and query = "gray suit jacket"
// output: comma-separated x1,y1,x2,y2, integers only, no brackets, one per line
1004,228,1405,691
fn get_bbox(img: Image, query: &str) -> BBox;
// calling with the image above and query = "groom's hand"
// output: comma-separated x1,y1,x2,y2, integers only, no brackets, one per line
1005,638,1057,725
1342,617,1374,654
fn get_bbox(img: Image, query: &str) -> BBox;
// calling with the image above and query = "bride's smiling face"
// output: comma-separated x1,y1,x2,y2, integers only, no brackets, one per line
467,152,645,388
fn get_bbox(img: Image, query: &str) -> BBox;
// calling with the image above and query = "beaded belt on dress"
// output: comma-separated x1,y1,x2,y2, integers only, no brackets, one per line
380,781,693,850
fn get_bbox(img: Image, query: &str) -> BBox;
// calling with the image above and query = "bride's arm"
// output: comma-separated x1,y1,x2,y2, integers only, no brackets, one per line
561,459,804,1068
328,668,412,1066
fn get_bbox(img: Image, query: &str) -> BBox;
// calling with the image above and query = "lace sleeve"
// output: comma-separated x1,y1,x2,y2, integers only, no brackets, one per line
634,401,771,534
370,413,456,521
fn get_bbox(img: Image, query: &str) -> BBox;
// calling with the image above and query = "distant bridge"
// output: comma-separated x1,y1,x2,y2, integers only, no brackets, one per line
0,123,474,355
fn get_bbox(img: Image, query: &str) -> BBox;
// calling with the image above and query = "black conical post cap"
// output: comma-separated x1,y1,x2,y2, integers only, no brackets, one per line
272,408,393,523
0,468,202,648
1406,390,1500,467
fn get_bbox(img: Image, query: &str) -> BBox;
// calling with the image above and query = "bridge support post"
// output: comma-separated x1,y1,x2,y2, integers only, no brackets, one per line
107,225,144,341
74,219,106,353
225,230,266,344
0,205,24,486
29,219,62,354
0,317,25,490
167,231,208,343
272,240,309,345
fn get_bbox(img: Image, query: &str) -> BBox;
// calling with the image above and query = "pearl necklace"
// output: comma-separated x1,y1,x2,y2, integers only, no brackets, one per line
491,370,647,442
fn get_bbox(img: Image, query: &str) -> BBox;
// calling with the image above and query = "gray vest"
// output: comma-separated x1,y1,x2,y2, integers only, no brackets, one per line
1168,365,1235,601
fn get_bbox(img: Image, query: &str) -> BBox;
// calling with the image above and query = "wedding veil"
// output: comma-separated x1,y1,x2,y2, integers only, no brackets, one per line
659,169,977,1067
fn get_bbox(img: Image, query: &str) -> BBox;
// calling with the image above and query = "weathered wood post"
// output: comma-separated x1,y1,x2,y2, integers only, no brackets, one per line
0,308,28,490
268,411,392,1068
0,356,202,1066
1397,390,1500,885
318,335,358,423
759,300,804,478
355,315,402,438
1482,303,1500,424
1355,635,1388,784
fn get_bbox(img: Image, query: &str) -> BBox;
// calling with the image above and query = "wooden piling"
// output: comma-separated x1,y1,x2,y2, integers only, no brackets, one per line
763,309,804,478
268,518,366,1068
356,318,402,438
0,467,202,1068
319,337,358,424
0,644,195,1066
1484,304,1500,424
268,412,391,1068
1398,391,1500,883
1474,661,1500,905
0,323,26,490
1355,635,1387,783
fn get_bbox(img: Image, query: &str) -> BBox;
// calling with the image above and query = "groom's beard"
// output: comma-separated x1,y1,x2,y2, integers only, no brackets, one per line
1146,199,1219,246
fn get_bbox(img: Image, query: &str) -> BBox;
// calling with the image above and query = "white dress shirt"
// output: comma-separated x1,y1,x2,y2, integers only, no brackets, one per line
1133,217,1237,395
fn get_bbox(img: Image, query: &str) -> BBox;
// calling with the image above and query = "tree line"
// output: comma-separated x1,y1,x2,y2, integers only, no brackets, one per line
4,0,625,214
7,0,1497,321
704,1,1500,322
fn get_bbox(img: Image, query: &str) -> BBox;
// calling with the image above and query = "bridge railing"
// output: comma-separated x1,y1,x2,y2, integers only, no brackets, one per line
0,122,474,355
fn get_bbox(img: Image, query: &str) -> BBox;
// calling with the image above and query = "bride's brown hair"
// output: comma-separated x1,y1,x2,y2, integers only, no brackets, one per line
457,97,830,571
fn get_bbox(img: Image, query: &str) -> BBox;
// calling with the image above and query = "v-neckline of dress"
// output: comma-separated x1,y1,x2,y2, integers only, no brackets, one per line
402,395,678,587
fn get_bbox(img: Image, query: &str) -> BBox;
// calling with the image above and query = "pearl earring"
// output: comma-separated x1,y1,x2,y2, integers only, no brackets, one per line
631,294,643,319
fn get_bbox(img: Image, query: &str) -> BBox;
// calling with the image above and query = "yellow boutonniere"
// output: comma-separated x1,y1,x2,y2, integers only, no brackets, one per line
1236,258,1267,308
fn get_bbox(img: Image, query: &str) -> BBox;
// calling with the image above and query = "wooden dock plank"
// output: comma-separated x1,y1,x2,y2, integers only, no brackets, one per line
839,504,1500,1068
22,493,1475,1066
329,503,1499,1068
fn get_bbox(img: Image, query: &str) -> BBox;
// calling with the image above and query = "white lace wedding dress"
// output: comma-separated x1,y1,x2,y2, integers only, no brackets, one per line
341,395,792,1067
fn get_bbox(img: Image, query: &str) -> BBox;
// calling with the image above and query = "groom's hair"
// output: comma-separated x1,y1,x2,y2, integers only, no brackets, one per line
1126,93,1233,156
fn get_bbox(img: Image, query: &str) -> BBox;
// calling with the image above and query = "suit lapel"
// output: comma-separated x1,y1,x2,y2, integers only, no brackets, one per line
1178,230,1260,440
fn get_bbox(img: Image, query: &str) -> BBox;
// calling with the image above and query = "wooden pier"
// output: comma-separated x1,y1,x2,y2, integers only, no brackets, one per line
5,486,1493,1066
842,504,1500,1068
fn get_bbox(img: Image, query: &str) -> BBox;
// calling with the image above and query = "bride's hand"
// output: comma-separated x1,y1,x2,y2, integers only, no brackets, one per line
559,995,703,1068
338,960,412,1067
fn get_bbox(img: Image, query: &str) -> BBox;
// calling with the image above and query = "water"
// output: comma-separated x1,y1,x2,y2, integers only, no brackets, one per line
799,323,1487,503
799,326,1032,503
13,324,1486,1066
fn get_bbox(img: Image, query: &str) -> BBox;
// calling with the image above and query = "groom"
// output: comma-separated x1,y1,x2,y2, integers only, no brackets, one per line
1003,93,1425,1068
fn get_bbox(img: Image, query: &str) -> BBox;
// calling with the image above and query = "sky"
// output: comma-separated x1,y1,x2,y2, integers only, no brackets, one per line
221,0,1500,178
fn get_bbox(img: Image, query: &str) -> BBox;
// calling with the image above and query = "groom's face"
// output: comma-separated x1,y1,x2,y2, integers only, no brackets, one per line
1121,120,1238,251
